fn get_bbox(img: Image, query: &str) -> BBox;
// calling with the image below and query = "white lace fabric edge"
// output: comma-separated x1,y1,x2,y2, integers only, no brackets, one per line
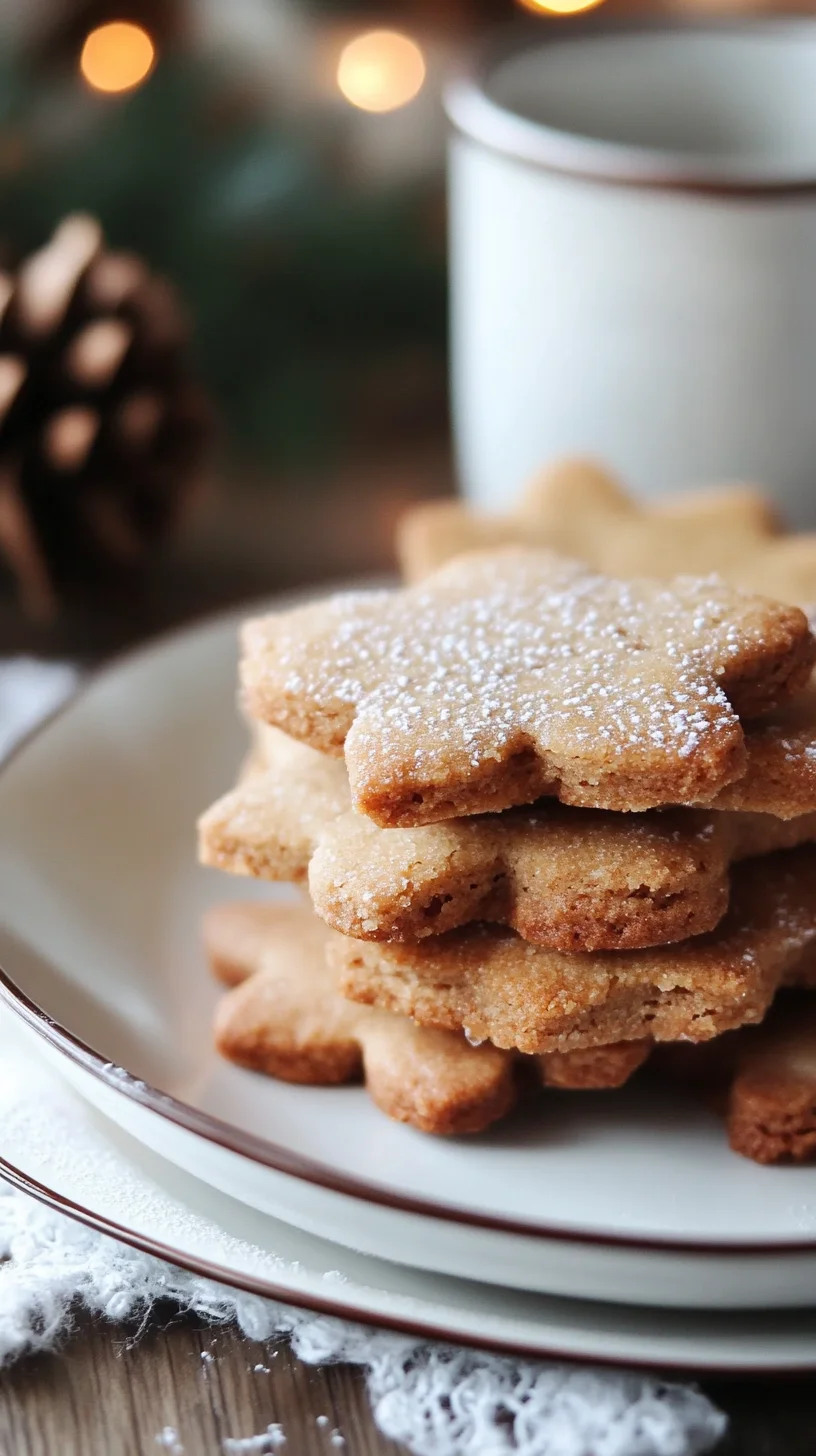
0,1185,724,1456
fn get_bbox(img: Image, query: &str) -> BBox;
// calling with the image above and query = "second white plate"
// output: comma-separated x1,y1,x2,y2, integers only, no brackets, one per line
4,1024,816,1373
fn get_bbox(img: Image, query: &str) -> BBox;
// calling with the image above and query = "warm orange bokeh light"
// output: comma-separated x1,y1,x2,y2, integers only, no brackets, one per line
80,21,155,95
518,0,607,13
337,30,426,113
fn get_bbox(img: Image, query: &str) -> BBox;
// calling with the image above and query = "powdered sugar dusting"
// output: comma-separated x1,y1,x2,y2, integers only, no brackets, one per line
254,552,798,812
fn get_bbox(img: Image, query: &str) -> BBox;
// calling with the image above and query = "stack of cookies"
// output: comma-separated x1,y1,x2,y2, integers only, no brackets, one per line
199,465,816,1163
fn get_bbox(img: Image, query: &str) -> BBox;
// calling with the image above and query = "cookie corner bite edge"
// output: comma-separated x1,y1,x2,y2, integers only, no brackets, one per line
203,899,518,1136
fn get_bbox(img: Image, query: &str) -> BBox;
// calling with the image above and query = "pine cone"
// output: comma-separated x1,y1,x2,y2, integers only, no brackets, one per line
0,214,209,620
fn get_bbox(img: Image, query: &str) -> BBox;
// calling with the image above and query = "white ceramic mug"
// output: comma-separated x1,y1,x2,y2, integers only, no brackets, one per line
446,19,816,522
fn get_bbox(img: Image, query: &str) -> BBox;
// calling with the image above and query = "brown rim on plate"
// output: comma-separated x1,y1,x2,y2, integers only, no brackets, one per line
446,16,816,197
3,601,816,1257
4,1152,816,1376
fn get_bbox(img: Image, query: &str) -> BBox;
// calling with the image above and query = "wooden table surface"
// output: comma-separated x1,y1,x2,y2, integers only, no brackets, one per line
0,1310,402,1455
0,1306,815,1455
0,1310,816,1456
2,455,816,1455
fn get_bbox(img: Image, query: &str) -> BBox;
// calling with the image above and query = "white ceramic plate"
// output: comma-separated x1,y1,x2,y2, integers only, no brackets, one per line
4,1022,816,1373
3,602,816,1309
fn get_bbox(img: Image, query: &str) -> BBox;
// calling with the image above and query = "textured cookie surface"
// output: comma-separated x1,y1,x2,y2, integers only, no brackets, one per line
199,729,349,884
205,900,518,1134
706,675,816,820
399,463,816,822
311,804,816,951
205,897,321,988
727,996,816,1164
200,728,816,951
661,992,816,1165
205,901,649,1126
240,549,813,825
398,458,816,606
333,850,816,1055
538,1041,651,1090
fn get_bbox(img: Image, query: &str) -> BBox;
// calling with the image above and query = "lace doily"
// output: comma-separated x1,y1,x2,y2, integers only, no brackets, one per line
0,1182,724,1456
0,658,727,1456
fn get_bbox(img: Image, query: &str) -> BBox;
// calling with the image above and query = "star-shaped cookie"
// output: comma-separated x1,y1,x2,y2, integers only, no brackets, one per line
397,458,816,605
240,550,814,826
332,849,816,1055
726,995,816,1164
660,991,816,1165
203,901,652,1134
707,674,816,818
203,901,816,1153
199,726,816,952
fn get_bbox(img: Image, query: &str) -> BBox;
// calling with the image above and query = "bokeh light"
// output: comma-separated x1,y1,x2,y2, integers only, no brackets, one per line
518,0,607,14
337,31,426,114
80,21,156,95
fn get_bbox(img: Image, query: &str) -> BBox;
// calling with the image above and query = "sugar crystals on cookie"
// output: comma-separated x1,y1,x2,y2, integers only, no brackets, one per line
241,548,814,826
205,900,518,1135
333,849,816,1056
200,727,816,952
